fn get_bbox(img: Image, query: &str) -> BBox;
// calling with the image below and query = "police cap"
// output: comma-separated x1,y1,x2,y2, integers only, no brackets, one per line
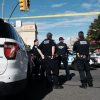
78,31,84,36
59,37,64,41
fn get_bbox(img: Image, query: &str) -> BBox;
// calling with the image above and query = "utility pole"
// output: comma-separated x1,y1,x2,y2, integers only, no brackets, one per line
2,0,4,18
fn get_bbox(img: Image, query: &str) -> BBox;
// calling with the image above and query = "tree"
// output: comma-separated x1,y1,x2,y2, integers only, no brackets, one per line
87,15,100,52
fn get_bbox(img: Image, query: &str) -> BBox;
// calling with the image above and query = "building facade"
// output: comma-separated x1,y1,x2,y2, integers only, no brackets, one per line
15,21,38,48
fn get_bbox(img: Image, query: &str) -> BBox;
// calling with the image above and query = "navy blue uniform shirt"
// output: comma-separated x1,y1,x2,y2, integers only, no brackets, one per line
73,39,90,55
57,42,69,56
39,39,56,56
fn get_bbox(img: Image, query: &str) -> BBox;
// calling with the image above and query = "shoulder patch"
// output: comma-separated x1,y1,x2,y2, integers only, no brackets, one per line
80,41,87,45
58,46,64,49
43,40,49,44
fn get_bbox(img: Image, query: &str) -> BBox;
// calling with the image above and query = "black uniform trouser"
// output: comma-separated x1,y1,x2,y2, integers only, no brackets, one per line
77,59,93,84
44,57,59,85
58,56,70,77
40,59,46,77
33,59,40,76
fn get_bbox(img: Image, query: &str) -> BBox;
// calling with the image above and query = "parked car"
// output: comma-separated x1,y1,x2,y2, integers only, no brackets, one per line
68,54,76,65
0,19,32,95
60,50,75,69
90,52,100,64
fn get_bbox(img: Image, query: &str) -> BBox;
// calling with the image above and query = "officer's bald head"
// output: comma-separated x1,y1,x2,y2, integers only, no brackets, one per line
78,31,84,39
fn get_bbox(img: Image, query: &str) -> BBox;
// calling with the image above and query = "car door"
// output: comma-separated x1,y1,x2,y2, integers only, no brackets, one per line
18,36,28,72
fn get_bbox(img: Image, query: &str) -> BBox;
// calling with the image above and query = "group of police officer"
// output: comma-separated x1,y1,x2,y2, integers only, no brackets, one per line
31,31,93,89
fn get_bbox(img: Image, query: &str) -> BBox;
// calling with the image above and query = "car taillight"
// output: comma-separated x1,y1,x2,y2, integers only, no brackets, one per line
4,42,19,60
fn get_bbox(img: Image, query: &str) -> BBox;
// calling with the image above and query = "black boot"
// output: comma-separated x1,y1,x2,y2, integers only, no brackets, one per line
53,84,63,89
66,74,72,81
80,83,87,89
87,81,93,87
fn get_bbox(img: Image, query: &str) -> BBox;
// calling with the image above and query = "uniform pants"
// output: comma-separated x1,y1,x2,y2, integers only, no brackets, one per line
77,59,93,84
33,59,40,76
40,59,46,77
58,56,70,78
44,57,59,85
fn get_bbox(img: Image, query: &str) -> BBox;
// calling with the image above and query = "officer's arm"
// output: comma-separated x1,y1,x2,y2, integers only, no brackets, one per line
65,44,71,55
39,41,43,50
52,46,55,57
73,42,78,57
73,42,77,52
37,48,44,59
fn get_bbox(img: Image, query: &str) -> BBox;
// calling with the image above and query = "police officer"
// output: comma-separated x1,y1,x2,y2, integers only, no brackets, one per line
31,39,44,79
39,32,63,89
73,31,93,88
57,37,71,80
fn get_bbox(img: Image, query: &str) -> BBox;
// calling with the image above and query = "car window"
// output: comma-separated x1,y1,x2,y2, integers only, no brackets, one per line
9,24,21,42
0,23,12,38
18,36,25,49
96,53,100,56
10,25,26,49
0,23,20,42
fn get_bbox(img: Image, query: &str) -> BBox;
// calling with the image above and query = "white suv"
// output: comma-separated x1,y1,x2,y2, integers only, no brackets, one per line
0,19,31,95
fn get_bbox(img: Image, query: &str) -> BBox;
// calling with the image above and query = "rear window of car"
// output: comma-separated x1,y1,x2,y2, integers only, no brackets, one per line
0,22,20,42
0,23,14,38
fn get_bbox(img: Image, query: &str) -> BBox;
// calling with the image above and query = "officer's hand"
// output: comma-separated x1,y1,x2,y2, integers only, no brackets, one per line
41,55,45,59
51,55,55,59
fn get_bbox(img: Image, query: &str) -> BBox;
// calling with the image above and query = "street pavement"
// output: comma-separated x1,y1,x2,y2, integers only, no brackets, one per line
1,65,100,100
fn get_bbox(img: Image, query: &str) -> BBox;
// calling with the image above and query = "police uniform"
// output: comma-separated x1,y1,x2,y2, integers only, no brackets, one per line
73,35,93,88
39,37,62,89
57,37,70,80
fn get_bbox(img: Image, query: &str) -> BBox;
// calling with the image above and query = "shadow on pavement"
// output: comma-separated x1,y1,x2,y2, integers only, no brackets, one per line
63,84,100,89
59,73,76,85
92,64,100,68
0,77,53,100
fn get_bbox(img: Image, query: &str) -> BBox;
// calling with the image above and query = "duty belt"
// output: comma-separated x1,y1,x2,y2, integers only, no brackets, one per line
77,53,87,58
59,54,67,57
48,56,52,58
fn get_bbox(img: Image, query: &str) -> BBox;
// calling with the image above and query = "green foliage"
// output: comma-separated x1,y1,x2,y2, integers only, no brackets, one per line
87,15,100,51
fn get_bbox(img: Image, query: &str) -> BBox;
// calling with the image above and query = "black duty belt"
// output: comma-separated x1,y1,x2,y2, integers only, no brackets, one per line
48,56,52,58
77,53,87,58
59,55,67,57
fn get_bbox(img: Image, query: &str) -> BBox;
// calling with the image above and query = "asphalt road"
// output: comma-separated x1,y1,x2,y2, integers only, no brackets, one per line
1,65,100,100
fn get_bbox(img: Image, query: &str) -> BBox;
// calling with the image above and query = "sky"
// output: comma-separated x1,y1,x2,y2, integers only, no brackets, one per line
0,0,100,43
